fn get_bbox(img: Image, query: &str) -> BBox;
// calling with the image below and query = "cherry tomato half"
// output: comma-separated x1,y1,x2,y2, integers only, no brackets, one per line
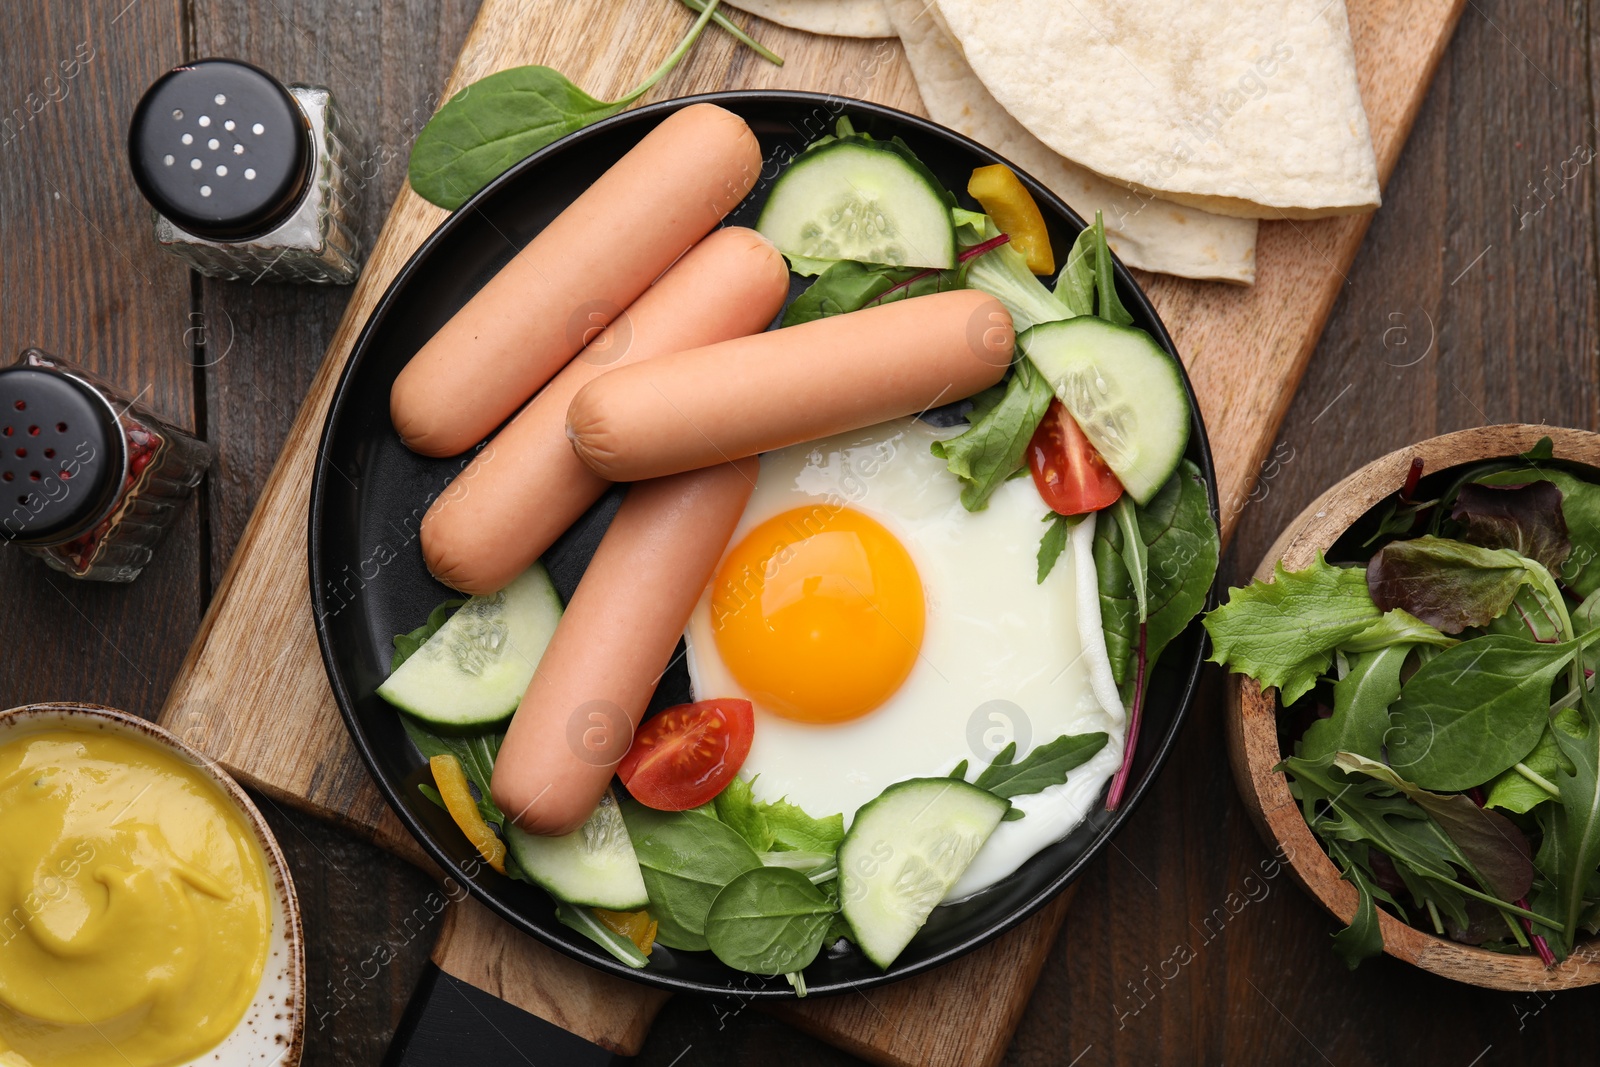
1027,399,1123,515
618,699,755,811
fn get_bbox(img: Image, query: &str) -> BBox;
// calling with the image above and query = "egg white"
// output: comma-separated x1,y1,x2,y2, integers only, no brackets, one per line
684,419,1127,899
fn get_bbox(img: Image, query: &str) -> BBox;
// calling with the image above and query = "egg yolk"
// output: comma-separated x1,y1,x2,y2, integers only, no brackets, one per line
710,506,925,723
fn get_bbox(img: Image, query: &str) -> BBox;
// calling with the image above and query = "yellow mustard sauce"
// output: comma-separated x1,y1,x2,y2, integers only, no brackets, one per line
0,729,272,1067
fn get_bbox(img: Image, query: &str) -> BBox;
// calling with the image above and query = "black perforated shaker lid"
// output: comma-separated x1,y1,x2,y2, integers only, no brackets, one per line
0,367,125,543
128,58,312,241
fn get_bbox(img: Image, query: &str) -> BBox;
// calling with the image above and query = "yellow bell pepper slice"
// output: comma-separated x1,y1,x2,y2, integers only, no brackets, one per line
595,908,659,957
429,754,507,874
967,164,1055,275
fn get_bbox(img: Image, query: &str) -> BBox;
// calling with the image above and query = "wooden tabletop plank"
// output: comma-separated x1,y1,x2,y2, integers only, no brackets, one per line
0,0,200,715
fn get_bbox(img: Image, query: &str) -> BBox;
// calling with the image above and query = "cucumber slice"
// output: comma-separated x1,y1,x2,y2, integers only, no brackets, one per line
758,139,956,270
506,791,649,910
377,564,563,729
1020,317,1191,505
838,778,1008,969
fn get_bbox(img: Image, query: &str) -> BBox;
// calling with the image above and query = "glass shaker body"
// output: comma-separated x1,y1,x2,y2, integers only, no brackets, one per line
0,350,211,583
130,59,363,285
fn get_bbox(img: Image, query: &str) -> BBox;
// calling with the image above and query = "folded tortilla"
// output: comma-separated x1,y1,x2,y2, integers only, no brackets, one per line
887,0,1257,283
933,0,1380,219
724,0,891,37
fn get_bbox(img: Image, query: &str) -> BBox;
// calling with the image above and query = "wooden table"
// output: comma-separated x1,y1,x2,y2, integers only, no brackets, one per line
3,1,1597,1063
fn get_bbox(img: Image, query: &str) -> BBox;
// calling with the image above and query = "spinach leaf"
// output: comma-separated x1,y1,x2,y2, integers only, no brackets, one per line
757,850,837,883
1098,461,1219,688
1332,753,1535,904
1449,482,1571,575
1366,536,1535,634
930,356,1054,512
1385,635,1576,790
712,777,844,854
620,802,761,951
409,0,726,209
1036,512,1071,584
555,903,649,969
1478,467,1600,596
1483,708,1582,813
704,867,836,975
1299,645,1408,762
973,732,1109,800
1544,693,1600,942
1204,554,1378,704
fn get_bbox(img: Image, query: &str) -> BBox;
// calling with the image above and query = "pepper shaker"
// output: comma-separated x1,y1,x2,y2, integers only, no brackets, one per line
127,58,362,285
0,350,211,583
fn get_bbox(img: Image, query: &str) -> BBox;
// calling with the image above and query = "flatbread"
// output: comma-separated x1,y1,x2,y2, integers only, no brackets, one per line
933,0,1380,219
724,0,892,37
887,0,1257,283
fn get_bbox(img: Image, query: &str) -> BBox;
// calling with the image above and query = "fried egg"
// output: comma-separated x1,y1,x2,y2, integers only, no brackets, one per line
683,418,1127,899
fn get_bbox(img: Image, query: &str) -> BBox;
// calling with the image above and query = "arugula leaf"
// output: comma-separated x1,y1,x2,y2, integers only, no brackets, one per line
1478,468,1600,596
930,355,1054,511
409,0,727,209
1036,512,1071,584
1366,536,1536,634
1449,482,1571,575
1204,554,1379,704
1325,841,1386,968
1332,753,1535,904
972,732,1108,801
1097,461,1218,688
1385,635,1577,790
400,716,506,831
1545,692,1600,943
712,777,843,854
1283,755,1550,941
1110,495,1148,621
704,867,836,976
1089,213,1134,327
620,802,761,951
1299,645,1408,762
1483,708,1582,813
555,903,649,969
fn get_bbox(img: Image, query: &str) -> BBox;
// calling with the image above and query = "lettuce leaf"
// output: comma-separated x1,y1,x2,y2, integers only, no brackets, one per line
713,777,843,855
1204,554,1379,704
1366,536,1536,634
1449,481,1571,575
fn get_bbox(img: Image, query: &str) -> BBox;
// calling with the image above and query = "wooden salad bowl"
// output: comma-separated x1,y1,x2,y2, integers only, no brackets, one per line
1226,424,1600,991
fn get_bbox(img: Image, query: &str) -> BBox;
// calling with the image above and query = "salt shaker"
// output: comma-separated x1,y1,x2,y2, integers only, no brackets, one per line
0,350,211,583
127,58,362,285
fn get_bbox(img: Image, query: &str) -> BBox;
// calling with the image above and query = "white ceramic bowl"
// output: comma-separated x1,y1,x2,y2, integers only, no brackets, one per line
0,703,305,1066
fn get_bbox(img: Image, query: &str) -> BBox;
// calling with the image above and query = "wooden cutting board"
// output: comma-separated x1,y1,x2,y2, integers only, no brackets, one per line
156,0,1465,1063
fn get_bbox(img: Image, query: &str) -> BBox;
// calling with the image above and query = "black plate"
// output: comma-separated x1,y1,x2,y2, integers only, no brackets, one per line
310,91,1218,998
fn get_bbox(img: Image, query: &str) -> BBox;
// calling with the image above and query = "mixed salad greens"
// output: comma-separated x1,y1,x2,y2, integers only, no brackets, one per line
1207,439,1600,967
384,113,1220,988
